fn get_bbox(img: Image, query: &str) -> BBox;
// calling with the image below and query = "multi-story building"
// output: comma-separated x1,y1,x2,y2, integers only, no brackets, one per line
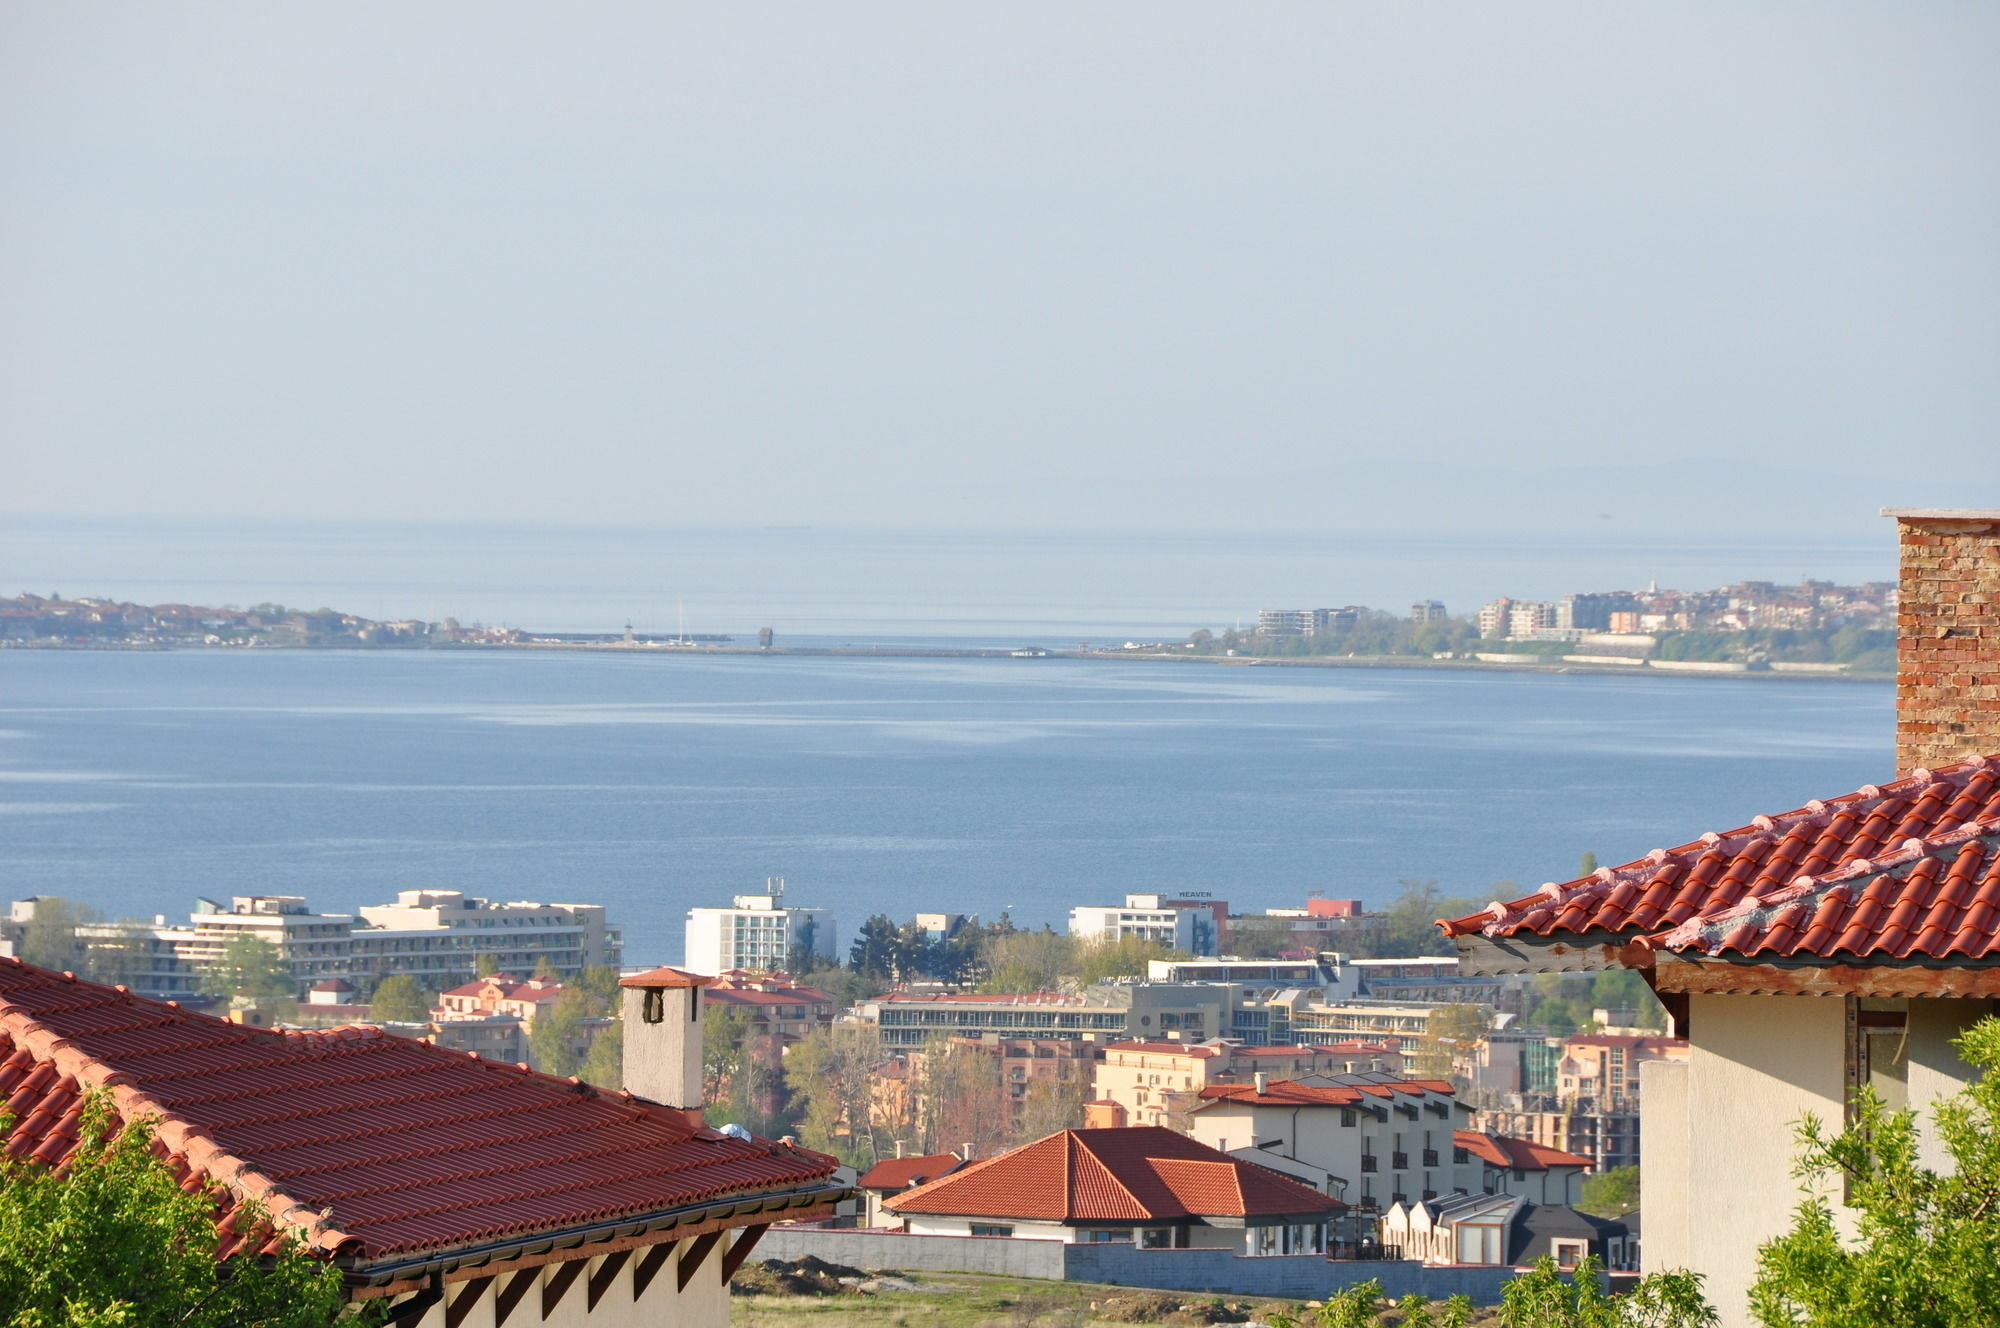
1409,601,1449,624
350,890,619,985
1347,957,1506,1005
1468,1034,1688,1172
1506,601,1558,638
1239,897,1381,954
1091,1037,1404,1130
683,880,836,976
1069,893,1223,955
1476,598,1515,638
1289,998,1469,1056
1256,608,1360,637
917,1035,1100,1124
858,982,1236,1050
703,970,836,1045
7,892,622,1002
1187,1072,1476,1216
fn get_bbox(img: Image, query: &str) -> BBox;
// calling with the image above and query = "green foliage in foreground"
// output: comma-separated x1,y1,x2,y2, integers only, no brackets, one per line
0,1095,366,1327
1749,1016,2000,1328
1265,1259,1713,1328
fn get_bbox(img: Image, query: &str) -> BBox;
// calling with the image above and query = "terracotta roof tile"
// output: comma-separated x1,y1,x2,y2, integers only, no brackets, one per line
0,959,834,1263
1438,753,2000,962
882,1126,1341,1223
857,1153,964,1190
1196,1077,1454,1107
1454,1130,1593,1171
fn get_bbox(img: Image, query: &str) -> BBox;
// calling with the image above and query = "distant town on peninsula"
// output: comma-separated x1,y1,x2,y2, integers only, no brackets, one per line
3,574,1898,674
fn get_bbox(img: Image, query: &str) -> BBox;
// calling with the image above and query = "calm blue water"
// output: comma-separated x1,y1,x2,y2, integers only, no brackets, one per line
0,649,1892,964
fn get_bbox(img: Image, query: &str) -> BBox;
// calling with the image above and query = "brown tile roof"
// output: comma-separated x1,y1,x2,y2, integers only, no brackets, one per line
1104,1041,1223,1057
704,985,833,1008
436,975,565,1003
1438,753,2000,961
882,1126,1341,1223
857,1152,964,1191
0,958,835,1264
1454,1130,1593,1170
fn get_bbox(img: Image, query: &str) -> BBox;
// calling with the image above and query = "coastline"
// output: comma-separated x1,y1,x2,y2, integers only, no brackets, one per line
2,637,1893,682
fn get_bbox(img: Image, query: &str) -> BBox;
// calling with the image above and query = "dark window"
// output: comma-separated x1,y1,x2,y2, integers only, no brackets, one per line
642,989,664,1024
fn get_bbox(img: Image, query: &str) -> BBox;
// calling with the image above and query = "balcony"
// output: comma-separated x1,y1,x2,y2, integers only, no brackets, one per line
1422,1149,1440,1168
1391,1152,1409,1171
1360,1156,1378,1173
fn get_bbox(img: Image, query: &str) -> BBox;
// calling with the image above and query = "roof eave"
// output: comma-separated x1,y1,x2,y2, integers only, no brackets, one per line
1451,931,1651,977
1651,953,2000,999
339,1179,852,1287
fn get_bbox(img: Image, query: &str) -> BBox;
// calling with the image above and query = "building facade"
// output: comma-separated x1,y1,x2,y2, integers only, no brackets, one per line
684,882,836,976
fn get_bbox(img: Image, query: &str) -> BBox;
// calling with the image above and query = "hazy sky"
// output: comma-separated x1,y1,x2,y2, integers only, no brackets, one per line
5,4,1996,536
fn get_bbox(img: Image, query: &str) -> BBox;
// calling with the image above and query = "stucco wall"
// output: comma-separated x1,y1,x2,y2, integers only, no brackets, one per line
1905,998,1991,1172
1684,995,1847,1328
1639,1058,1690,1276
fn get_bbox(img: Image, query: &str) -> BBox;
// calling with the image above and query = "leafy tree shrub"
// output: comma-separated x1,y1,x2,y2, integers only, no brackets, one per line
1748,1016,2000,1328
1579,1165,1641,1218
0,1096,366,1326
367,974,428,1023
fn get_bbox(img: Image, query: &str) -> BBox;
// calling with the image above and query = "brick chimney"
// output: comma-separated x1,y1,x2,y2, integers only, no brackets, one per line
618,965,713,1121
1885,508,2000,774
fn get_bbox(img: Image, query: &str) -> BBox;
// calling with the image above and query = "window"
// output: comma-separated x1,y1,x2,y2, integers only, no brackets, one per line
969,1224,1014,1238
1551,1239,1588,1269
1079,1229,1125,1244
1848,998,1910,1116
1140,1227,1175,1249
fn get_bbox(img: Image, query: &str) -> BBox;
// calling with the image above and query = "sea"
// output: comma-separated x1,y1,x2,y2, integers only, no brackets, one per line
0,645,1892,965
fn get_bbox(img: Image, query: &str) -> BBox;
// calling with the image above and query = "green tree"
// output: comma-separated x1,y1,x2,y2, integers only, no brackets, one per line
576,965,623,1009
580,1018,623,1091
529,988,596,1077
16,897,93,972
1501,1256,1714,1327
702,1003,754,1104
976,928,1077,993
1411,1003,1493,1081
1579,1165,1641,1218
1580,851,1599,876
475,953,502,977
1075,934,1181,985
368,974,428,1023
532,954,558,981
198,933,295,1002
0,1095,367,1326
1354,879,1486,959
1748,1016,2000,1328
848,914,914,982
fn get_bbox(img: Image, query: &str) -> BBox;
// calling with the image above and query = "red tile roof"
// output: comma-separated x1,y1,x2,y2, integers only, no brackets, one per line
1438,753,2000,961
1197,1078,1454,1107
436,974,565,1003
704,985,833,1008
1104,1041,1223,1057
882,1126,1341,1223
0,958,835,1265
857,1152,964,1191
1454,1130,1592,1171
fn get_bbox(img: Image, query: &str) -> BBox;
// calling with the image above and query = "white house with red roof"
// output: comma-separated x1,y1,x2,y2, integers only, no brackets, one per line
855,1148,965,1227
0,957,847,1327
1091,1038,1404,1129
882,1125,1345,1256
1185,1072,1475,1219
434,972,568,1025
1436,508,2000,1328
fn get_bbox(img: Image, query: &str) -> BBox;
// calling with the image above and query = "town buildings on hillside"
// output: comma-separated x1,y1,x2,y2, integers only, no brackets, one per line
1088,1038,1404,1130
1068,892,1226,955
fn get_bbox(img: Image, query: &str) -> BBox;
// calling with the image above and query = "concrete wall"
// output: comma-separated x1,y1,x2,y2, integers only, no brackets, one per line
1905,998,1990,1172
757,1227,1520,1303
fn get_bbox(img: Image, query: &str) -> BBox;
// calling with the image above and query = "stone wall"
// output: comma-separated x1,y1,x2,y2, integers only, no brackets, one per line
1891,510,2000,774
755,1226,1521,1303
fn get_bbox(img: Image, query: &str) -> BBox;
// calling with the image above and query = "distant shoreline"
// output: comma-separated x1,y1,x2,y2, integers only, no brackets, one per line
4,637,1893,682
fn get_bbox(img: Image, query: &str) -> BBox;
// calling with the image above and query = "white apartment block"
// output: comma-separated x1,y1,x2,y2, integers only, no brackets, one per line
1069,893,1201,952
7,892,622,1001
683,881,835,976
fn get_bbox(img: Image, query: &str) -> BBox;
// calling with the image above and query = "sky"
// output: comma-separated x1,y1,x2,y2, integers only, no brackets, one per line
4,3,1997,539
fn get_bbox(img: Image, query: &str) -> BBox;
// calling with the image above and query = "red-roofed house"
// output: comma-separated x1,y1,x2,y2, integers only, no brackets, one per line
855,1149,965,1226
0,957,846,1327
882,1125,1344,1256
1186,1073,1474,1224
1452,1130,1591,1206
1435,509,2000,1327
434,972,568,1024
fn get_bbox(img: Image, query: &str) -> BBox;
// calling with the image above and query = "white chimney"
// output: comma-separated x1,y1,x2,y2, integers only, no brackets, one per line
1254,1072,1268,1096
895,1139,908,1159
619,966,713,1120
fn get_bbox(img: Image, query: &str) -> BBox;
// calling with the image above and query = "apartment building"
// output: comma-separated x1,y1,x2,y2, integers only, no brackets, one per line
703,971,836,1044
683,881,836,976
1289,998,1466,1056
1409,601,1449,624
1187,1073,1476,1217
1242,897,1382,953
1091,1038,1403,1130
858,982,1236,1050
1467,1034,1687,1172
6,892,622,1001
1068,893,1224,955
1256,608,1359,637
